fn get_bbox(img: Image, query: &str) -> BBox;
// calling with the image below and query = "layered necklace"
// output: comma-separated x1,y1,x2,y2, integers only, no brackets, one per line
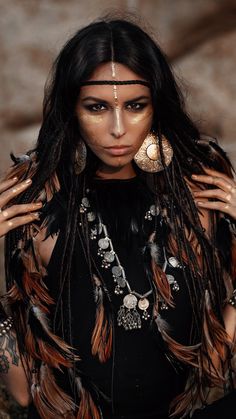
79,183,181,331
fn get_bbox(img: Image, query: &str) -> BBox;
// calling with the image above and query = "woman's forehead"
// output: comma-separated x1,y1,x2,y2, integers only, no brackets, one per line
78,62,151,102
78,83,151,102
87,62,144,81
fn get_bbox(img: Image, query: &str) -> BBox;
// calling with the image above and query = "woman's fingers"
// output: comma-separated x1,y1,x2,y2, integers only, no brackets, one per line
0,177,19,193
202,167,235,186
0,202,42,221
0,177,43,238
0,178,32,209
193,188,235,203
0,212,40,238
191,168,236,219
192,173,234,193
195,200,234,215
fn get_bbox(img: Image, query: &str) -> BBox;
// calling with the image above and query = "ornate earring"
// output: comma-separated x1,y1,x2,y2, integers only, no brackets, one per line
74,140,87,175
134,132,173,173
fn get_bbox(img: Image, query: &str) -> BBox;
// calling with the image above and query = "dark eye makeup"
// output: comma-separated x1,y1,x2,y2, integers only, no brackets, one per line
126,102,148,111
84,102,148,112
84,103,106,112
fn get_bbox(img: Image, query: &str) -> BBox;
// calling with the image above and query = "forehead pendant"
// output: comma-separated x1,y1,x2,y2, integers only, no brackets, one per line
111,60,122,136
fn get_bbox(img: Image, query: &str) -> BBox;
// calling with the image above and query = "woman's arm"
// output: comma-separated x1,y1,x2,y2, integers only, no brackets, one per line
192,167,236,342
0,322,31,406
0,175,42,406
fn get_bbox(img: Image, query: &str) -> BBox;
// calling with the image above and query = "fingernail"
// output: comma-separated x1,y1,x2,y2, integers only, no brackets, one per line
33,212,41,219
13,176,18,180
196,201,203,205
25,178,32,184
192,174,198,179
34,202,43,207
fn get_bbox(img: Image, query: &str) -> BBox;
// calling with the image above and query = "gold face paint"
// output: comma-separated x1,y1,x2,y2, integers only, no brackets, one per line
128,109,154,124
79,112,104,124
76,62,154,179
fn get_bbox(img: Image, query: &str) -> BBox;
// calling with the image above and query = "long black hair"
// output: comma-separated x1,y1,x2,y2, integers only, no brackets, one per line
4,15,235,418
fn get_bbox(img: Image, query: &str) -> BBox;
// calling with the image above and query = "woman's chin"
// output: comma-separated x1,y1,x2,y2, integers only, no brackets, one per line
96,159,136,178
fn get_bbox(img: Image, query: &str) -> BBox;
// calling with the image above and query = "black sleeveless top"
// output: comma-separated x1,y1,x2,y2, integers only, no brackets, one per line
28,176,193,419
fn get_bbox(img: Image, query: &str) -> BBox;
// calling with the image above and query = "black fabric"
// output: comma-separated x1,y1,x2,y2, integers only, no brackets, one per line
28,176,195,418
191,390,236,419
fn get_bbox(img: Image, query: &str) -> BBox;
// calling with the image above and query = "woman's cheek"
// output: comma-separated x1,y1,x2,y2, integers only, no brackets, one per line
128,109,153,125
78,112,104,124
82,131,101,150
78,116,105,146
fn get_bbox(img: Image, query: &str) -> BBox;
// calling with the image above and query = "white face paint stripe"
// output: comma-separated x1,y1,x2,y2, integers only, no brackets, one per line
111,61,122,135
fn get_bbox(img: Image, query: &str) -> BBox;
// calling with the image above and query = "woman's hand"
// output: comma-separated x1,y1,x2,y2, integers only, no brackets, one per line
191,167,236,220
0,177,42,238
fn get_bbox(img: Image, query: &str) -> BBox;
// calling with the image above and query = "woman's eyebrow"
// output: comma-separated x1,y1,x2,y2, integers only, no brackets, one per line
81,95,150,103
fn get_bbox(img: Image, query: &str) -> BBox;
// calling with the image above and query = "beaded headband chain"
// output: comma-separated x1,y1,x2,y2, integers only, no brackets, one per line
80,80,150,87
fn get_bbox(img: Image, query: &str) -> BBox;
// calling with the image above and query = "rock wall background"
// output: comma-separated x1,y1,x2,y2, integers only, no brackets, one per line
0,0,235,416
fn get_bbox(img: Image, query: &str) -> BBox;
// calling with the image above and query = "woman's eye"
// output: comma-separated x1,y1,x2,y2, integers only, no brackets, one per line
86,104,106,112
126,103,147,111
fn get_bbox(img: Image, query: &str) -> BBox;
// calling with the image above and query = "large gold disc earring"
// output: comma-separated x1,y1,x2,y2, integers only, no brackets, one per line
134,133,173,173
74,140,87,175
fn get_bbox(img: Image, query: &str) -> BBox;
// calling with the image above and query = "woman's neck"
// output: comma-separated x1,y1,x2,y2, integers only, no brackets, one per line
95,163,137,180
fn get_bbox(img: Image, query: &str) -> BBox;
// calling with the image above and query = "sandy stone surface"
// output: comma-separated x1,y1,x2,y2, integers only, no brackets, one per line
176,28,236,162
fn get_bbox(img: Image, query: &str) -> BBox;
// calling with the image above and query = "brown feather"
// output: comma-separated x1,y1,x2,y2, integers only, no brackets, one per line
31,363,76,419
151,259,173,307
91,275,112,363
5,284,23,302
76,387,101,419
25,305,79,369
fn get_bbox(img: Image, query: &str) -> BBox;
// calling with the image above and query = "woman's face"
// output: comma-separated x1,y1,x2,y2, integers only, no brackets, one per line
76,62,153,175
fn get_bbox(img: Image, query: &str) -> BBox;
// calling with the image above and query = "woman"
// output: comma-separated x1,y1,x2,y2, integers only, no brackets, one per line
0,16,235,419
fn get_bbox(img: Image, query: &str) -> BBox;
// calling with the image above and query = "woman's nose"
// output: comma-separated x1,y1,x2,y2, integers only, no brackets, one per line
110,107,126,138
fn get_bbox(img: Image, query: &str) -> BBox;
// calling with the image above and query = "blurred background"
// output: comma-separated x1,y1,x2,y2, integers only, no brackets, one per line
0,0,235,415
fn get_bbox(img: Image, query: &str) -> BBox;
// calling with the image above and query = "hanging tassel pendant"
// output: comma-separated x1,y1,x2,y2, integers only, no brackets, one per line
138,297,150,320
117,294,142,330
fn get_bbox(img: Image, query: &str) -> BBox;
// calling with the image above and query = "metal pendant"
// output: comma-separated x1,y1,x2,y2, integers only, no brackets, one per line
138,298,150,320
81,197,90,208
112,265,122,276
150,204,160,216
80,196,90,213
90,224,103,240
98,238,110,249
138,297,149,310
104,251,115,263
168,256,180,268
115,285,123,295
166,274,179,292
160,301,169,310
172,281,180,291
116,277,126,288
117,305,141,330
123,294,138,309
145,204,160,220
87,211,96,222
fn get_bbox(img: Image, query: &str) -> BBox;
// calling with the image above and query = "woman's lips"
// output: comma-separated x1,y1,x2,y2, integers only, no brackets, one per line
104,146,132,156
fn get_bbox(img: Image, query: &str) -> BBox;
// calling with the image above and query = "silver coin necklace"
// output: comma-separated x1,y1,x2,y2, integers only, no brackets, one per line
79,189,180,330
80,190,162,330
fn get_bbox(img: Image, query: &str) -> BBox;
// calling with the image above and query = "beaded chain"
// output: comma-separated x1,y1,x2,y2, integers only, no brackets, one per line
228,289,236,309
0,316,13,337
